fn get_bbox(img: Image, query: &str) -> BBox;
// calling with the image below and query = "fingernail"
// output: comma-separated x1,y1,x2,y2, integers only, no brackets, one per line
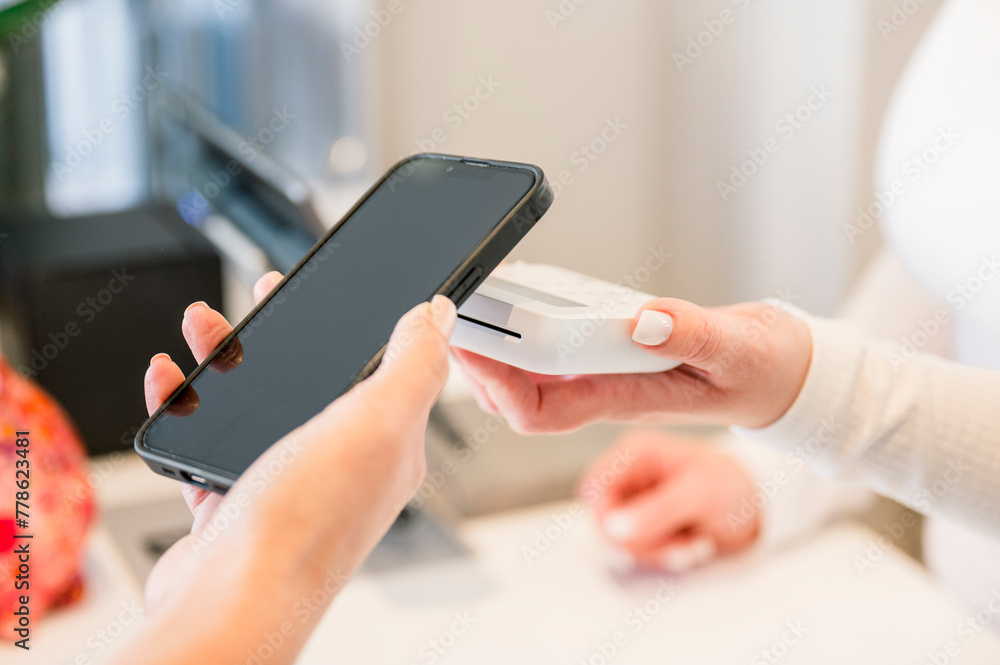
430,295,457,338
150,352,171,366
603,512,636,542
662,546,698,574
632,310,674,346
662,537,716,574
606,547,635,574
184,301,209,317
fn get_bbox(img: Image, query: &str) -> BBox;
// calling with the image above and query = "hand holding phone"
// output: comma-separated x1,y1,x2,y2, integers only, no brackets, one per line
137,154,551,489
129,284,456,664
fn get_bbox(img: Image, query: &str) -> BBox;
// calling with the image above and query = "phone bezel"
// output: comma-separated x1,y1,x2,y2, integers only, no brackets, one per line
135,153,551,491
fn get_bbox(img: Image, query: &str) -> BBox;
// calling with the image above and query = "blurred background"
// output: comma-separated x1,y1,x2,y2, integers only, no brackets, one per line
0,0,941,454
4,0,945,315
10,0,1000,663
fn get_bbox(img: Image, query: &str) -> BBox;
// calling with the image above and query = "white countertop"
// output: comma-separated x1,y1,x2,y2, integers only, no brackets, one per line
302,506,1000,665
5,455,1000,664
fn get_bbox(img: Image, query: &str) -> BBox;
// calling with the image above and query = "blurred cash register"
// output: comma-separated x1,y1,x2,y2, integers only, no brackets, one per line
0,0,377,457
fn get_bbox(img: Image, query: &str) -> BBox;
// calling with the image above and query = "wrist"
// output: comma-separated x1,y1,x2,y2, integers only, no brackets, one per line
132,535,328,665
746,299,815,429
766,312,814,426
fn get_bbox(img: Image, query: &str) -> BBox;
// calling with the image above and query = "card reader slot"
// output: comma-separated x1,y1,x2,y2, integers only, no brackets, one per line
457,314,522,340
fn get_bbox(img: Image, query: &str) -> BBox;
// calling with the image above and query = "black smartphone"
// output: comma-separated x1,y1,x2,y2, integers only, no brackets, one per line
135,154,552,491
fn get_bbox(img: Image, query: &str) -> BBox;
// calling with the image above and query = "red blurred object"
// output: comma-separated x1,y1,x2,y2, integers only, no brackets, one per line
0,354,95,639
0,518,13,553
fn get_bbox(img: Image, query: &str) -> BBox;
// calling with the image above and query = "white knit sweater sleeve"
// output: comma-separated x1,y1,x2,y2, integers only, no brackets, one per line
734,314,1000,536
717,431,874,554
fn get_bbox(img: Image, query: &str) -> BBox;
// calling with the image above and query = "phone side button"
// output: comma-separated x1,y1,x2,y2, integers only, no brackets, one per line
449,265,483,301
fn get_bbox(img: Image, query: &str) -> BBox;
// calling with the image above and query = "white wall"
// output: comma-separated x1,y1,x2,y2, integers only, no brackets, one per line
370,0,943,314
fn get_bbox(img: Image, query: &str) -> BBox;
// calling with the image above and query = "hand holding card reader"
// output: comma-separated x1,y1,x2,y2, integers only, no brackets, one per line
452,262,681,375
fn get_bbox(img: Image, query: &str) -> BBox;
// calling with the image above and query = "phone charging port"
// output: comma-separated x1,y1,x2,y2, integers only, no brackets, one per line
179,470,208,486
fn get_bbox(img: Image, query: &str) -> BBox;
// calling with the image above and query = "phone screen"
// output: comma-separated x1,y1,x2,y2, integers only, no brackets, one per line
141,156,537,477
